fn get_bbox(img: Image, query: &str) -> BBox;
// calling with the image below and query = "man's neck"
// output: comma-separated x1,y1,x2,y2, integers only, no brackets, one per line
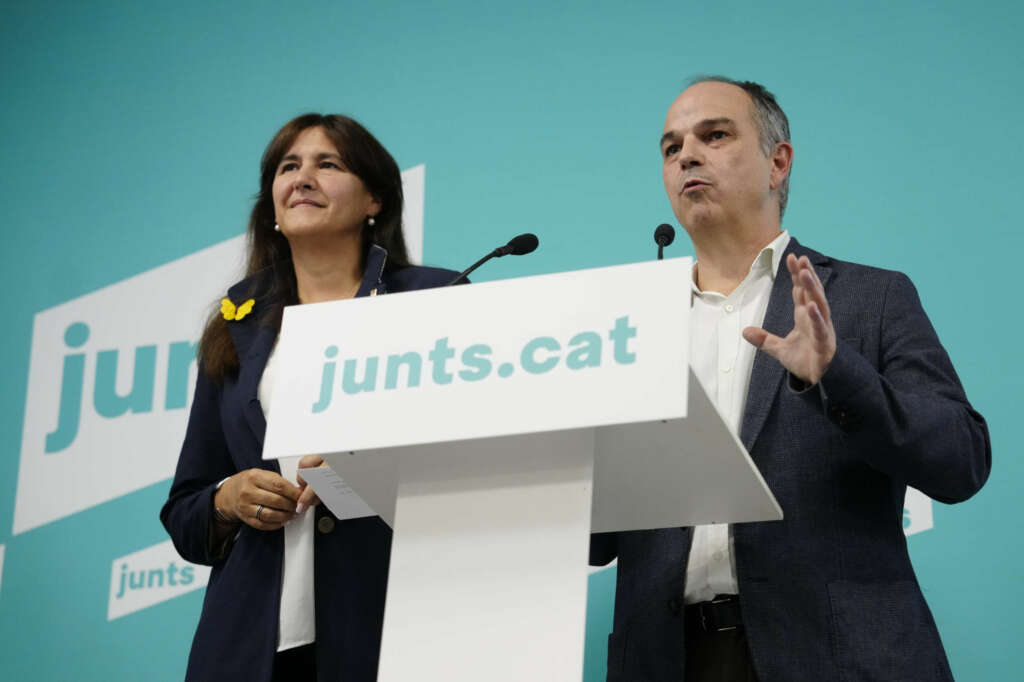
691,224,782,296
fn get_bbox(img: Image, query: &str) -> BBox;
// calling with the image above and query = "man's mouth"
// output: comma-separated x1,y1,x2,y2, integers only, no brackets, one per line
682,179,710,193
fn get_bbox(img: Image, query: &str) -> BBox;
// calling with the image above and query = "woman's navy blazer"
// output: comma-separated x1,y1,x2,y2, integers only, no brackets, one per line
160,245,458,682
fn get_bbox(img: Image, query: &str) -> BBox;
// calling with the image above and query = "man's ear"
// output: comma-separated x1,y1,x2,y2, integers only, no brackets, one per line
769,141,794,191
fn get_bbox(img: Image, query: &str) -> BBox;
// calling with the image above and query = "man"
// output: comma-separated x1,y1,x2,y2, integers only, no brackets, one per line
590,78,990,681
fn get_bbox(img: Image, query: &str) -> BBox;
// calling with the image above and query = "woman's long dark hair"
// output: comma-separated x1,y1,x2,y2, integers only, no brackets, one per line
198,114,410,380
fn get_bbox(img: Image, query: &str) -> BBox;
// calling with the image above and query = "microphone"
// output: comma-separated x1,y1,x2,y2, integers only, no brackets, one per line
495,232,539,257
447,233,540,285
654,223,675,260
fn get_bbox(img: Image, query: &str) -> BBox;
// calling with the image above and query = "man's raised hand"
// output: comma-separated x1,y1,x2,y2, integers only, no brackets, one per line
741,253,836,385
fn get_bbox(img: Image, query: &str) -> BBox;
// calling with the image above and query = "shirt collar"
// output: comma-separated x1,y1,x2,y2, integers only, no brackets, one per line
690,230,791,295
762,229,791,280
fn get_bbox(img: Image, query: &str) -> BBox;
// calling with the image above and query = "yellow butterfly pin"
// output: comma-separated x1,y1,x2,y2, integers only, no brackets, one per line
221,297,255,321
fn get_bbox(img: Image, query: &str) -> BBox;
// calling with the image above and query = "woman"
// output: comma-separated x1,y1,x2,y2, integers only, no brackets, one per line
160,114,458,682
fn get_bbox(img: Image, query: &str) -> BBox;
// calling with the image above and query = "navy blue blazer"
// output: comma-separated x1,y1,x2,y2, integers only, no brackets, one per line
591,238,991,682
160,246,458,682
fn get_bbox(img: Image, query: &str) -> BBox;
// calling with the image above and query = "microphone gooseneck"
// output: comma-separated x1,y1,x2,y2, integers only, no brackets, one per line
447,233,541,285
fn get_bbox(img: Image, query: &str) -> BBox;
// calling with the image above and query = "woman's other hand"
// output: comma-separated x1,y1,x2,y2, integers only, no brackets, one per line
214,469,302,531
295,455,325,515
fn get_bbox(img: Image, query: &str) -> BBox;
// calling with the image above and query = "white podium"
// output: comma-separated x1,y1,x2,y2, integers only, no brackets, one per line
263,259,781,682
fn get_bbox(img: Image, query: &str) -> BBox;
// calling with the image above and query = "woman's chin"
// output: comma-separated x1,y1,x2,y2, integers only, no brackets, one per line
281,223,363,246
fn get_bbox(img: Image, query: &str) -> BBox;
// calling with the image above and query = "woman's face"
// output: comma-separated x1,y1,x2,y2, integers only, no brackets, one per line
272,126,380,241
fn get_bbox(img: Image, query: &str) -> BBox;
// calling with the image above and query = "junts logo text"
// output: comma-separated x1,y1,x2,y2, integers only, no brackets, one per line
46,322,196,453
311,315,638,412
108,540,210,620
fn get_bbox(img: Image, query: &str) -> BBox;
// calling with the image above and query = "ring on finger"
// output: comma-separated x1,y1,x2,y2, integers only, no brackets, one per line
256,504,265,521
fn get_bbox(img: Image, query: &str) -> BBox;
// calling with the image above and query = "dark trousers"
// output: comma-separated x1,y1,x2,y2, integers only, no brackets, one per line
685,628,759,682
684,596,759,682
272,642,316,682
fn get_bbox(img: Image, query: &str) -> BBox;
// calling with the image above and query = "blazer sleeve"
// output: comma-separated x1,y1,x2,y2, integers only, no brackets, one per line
589,532,618,566
160,369,238,565
817,272,991,504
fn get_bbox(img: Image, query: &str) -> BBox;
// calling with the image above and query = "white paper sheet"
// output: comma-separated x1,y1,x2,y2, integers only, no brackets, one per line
298,466,376,521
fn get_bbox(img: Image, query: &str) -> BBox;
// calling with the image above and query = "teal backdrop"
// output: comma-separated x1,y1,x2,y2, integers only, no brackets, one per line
1,1,1020,679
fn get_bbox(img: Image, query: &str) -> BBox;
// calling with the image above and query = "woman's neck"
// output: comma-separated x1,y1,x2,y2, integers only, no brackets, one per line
289,233,364,304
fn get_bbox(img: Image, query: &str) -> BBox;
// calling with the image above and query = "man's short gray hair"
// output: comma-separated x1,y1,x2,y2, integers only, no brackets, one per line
690,76,792,219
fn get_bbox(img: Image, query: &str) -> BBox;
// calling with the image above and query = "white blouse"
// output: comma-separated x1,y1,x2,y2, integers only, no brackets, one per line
258,344,317,651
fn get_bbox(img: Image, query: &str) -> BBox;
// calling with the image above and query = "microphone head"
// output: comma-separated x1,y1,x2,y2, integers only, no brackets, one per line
506,232,539,256
654,223,675,247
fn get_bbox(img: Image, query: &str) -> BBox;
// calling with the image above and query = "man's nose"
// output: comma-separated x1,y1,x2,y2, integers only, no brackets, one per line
678,140,703,170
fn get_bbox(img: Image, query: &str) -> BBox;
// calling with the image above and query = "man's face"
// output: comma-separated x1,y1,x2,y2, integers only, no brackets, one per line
660,82,783,232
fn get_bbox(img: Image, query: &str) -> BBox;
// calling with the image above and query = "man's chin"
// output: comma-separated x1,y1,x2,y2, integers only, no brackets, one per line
678,206,721,232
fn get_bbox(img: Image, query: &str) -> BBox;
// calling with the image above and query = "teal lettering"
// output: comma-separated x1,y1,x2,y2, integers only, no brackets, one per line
609,316,637,364
566,332,602,369
385,352,422,390
312,346,338,412
129,571,146,590
46,322,90,453
147,568,164,588
180,566,195,585
428,337,455,385
521,336,560,374
166,562,179,586
115,563,128,599
458,344,492,382
342,357,378,394
164,341,197,410
94,346,157,418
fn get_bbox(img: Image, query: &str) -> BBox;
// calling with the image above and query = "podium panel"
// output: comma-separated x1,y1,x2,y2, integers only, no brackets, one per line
270,260,782,681
328,430,594,682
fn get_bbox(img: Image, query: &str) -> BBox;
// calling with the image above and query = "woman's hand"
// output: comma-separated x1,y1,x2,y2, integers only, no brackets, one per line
214,468,302,531
295,455,326,515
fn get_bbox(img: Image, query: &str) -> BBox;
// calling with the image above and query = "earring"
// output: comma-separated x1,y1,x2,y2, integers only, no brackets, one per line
367,216,376,227
274,223,281,232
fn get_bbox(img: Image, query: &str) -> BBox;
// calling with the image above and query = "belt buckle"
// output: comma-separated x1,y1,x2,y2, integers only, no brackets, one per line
709,596,738,633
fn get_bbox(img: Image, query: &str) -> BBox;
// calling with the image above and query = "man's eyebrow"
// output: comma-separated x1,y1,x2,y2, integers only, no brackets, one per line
660,117,738,149
695,117,736,131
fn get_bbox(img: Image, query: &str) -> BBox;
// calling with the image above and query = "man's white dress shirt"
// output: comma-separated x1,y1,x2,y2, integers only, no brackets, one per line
684,230,790,604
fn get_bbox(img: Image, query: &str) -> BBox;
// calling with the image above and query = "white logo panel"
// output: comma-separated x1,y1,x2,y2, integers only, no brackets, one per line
14,169,425,534
401,165,424,265
108,539,210,620
264,258,692,458
14,236,246,534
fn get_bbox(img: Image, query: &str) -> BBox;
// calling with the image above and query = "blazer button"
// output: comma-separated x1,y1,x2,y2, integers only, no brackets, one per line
317,516,336,534
829,405,848,424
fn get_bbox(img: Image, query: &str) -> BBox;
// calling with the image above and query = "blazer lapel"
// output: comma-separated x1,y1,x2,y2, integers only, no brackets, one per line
739,238,833,452
238,324,277,459
356,244,389,297
225,276,280,469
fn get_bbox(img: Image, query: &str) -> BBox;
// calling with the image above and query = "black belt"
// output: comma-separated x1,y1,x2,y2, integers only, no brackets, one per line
684,595,744,634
